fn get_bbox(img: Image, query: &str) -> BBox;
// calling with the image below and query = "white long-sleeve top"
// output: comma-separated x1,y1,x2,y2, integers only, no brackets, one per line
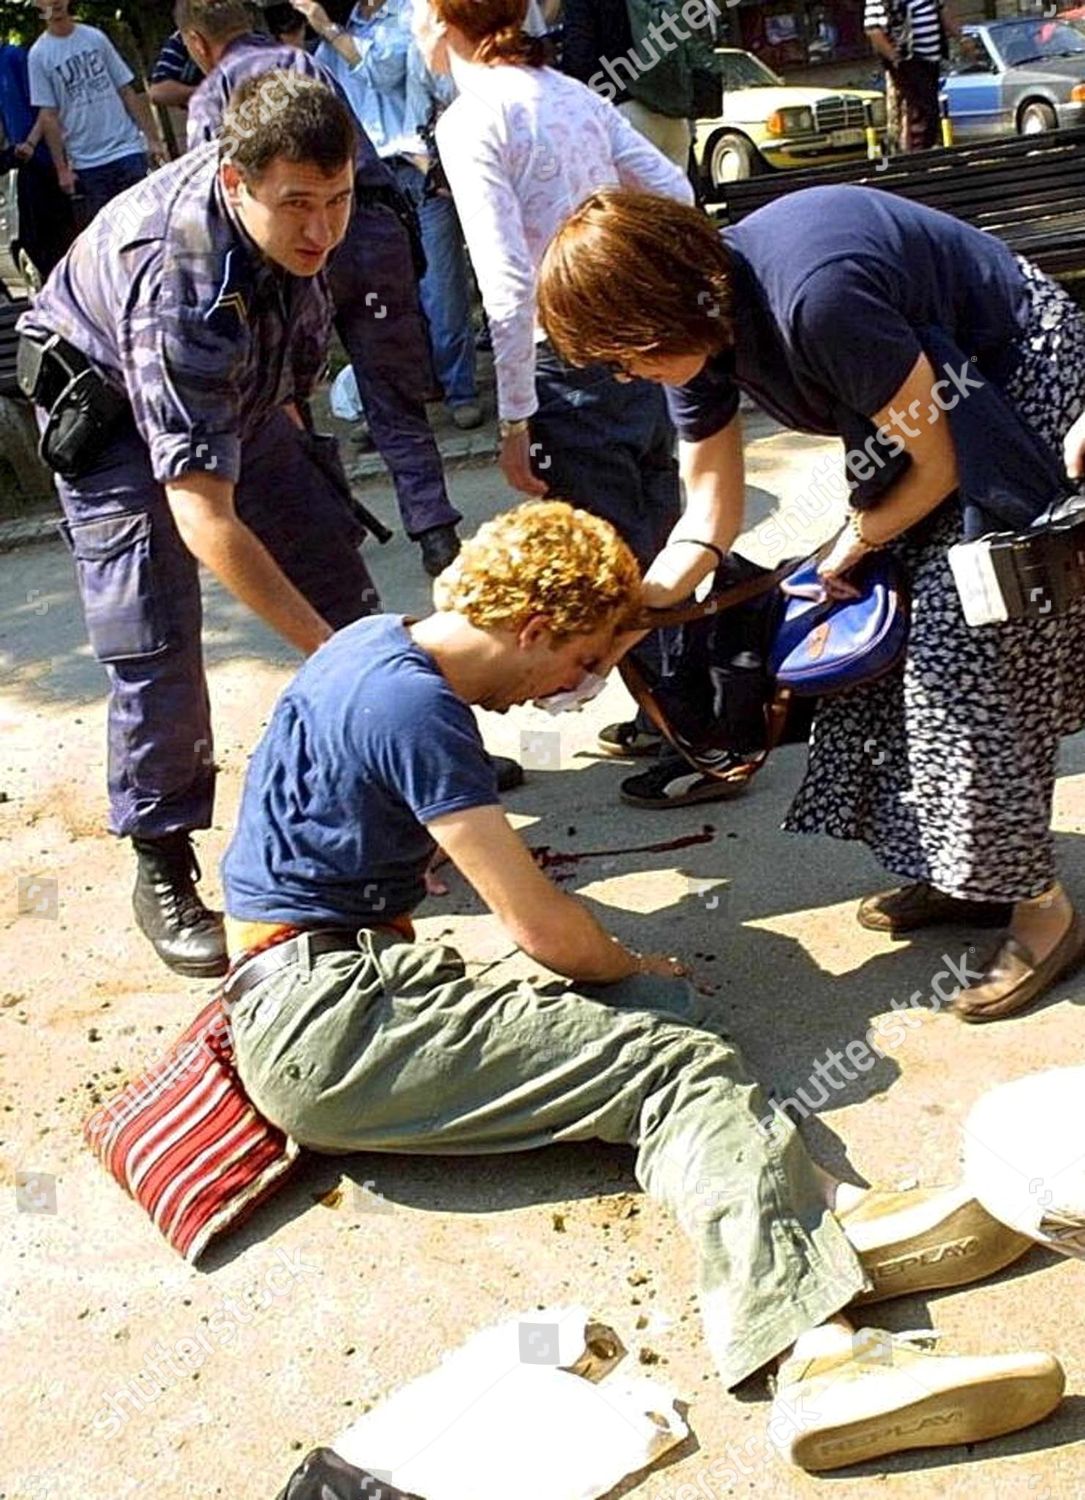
435,60,694,422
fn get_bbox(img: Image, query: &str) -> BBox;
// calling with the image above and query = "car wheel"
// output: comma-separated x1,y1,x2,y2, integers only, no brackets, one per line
708,132,761,186
1019,101,1057,135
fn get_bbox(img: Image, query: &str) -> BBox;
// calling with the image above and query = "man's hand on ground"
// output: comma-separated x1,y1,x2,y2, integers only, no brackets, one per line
634,952,691,979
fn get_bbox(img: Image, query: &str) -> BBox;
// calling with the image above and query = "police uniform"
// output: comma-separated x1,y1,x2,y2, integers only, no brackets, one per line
188,33,461,545
19,144,380,844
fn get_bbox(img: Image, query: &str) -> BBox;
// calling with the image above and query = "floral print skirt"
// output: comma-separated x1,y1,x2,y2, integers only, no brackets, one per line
783,262,1085,902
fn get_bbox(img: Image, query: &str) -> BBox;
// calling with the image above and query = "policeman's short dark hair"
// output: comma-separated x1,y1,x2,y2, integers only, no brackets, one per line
221,71,357,181
175,0,251,40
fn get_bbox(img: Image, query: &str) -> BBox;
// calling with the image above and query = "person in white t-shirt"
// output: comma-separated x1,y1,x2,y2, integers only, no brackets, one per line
414,0,695,763
27,0,166,227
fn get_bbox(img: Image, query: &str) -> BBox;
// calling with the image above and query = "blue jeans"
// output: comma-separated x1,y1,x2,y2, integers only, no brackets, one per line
74,151,148,229
391,159,477,408
531,343,681,723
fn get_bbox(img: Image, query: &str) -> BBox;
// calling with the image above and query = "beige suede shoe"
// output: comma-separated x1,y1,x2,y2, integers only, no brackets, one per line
953,916,1085,1023
839,1184,1033,1304
770,1329,1065,1471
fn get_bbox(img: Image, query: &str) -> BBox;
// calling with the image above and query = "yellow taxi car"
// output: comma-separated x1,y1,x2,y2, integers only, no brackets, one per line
694,48,886,186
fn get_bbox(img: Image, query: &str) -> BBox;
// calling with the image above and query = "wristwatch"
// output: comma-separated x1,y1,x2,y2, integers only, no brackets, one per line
498,418,529,438
322,23,345,40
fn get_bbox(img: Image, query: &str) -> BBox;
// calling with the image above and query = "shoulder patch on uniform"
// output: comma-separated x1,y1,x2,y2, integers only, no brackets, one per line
205,249,250,333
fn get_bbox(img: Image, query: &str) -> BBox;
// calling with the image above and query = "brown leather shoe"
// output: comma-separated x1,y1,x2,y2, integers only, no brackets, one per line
858,882,1011,936
953,915,1085,1024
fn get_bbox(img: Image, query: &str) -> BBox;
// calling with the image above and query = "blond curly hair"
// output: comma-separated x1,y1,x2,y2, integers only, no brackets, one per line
433,501,641,641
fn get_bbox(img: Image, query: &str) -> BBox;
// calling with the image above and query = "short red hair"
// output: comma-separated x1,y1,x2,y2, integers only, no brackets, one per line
431,0,544,66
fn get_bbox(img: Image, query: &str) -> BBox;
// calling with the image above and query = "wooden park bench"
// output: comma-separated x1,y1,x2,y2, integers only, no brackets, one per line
701,126,1085,282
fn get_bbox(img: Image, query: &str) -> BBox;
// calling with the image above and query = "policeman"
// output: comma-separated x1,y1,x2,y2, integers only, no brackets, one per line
179,0,466,578
17,72,380,979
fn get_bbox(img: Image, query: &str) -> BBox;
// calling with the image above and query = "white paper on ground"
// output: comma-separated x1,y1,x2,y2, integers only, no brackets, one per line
331,1305,688,1500
963,1067,1085,1257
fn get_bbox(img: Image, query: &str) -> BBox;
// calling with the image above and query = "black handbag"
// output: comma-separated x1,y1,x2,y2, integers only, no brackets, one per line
621,547,909,784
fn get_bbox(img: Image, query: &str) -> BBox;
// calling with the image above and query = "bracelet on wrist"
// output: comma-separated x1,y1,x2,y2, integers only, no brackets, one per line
323,23,345,40
498,417,530,438
670,537,726,567
847,509,884,552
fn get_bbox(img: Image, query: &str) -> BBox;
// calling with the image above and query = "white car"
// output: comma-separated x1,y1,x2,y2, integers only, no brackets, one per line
694,48,887,186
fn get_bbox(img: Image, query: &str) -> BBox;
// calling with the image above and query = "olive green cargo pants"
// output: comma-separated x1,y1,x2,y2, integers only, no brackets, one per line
228,931,867,1387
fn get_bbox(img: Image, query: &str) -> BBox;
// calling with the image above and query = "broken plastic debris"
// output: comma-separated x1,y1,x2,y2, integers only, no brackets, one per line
332,1306,687,1500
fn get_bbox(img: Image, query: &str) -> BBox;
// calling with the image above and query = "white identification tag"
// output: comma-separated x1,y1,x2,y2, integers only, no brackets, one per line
948,538,1009,627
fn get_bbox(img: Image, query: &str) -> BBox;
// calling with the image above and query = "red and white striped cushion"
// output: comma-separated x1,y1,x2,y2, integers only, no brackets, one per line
84,996,301,1262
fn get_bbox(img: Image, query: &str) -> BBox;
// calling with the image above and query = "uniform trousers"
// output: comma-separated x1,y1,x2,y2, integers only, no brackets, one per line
327,203,461,540
229,930,868,1389
54,408,381,839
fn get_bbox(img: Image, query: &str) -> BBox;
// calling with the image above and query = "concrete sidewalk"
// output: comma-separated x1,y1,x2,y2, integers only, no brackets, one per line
3,416,1085,1499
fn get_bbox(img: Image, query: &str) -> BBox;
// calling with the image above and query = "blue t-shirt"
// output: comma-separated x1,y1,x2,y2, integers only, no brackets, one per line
222,615,501,926
0,44,37,152
667,185,1029,442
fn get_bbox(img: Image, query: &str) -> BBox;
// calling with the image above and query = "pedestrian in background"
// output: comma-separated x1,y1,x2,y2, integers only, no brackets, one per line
301,0,484,436
864,0,954,153
562,0,700,170
416,0,693,763
0,39,74,279
27,0,166,228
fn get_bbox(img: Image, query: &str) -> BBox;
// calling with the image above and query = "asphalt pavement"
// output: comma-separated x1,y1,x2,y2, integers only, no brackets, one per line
3,409,1085,1499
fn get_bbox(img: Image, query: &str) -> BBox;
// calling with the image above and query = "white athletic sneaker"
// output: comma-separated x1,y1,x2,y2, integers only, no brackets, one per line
839,1183,1033,1303
771,1328,1065,1471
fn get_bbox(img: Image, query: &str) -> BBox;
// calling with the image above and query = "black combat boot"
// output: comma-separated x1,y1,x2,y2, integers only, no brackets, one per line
131,832,229,979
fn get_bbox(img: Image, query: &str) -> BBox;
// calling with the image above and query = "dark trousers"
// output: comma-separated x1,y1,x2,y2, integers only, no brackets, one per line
531,344,681,715
327,205,460,540
14,154,76,280
54,408,381,839
73,151,148,230
889,57,940,153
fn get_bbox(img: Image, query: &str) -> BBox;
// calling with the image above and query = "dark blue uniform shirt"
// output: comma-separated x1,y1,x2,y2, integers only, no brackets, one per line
222,615,500,925
667,186,1066,535
19,144,331,484
186,31,394,192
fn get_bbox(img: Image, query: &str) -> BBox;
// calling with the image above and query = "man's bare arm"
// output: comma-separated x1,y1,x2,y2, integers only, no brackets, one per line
165,471,333,656
640,415,747,608
118,84,167,160
148,79,196,111
866,24,899,61
37,107,74,191
429,805,686,983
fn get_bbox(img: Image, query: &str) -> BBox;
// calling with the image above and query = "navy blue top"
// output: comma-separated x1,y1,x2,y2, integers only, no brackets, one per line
667,186,1067,536
222,616,500,926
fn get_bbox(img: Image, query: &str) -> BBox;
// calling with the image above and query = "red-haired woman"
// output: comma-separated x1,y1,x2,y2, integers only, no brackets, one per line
539,184,1085,1024
411,0,694,756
